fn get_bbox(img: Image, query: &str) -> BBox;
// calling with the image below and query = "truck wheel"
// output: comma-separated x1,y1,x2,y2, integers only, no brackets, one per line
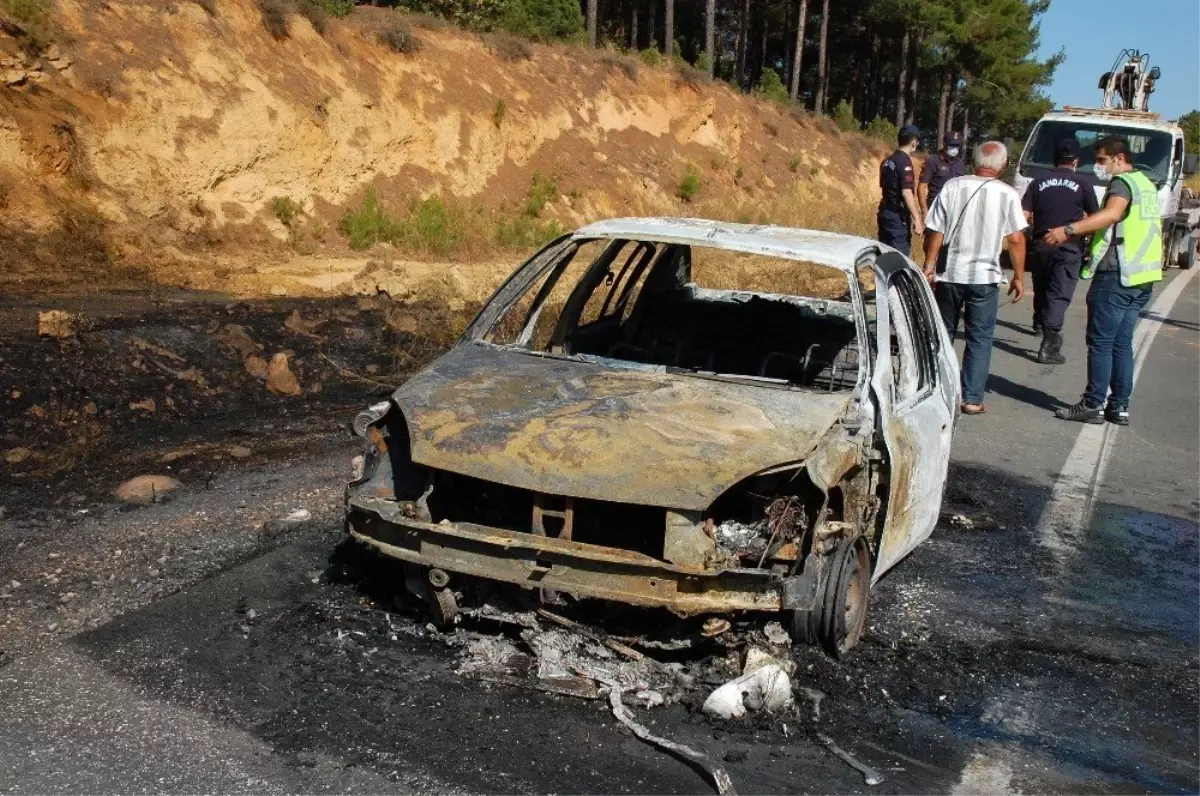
789,535,871,658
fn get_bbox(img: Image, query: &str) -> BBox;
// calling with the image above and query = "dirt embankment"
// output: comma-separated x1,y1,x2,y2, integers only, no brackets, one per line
1,0,886,304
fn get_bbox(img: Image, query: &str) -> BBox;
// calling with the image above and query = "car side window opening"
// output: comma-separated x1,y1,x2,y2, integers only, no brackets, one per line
887,270,938,402
485,238,862,391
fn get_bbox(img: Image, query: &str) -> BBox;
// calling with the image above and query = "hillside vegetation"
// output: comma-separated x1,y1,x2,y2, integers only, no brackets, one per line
0,0,892,302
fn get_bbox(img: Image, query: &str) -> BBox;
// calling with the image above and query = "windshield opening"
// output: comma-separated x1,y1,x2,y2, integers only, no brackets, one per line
483,238,862,391
1022,120,1174,183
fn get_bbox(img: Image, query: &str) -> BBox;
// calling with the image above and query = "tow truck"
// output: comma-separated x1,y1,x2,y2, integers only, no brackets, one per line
1014,49,1198,269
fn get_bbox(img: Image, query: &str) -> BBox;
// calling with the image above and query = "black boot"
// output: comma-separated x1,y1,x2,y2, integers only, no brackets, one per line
1032,315,1042,335
1037,330,1066,364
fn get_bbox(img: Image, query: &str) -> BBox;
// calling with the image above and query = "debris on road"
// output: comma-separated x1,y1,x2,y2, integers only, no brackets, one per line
116,474,183,505
37,310,75,339
702,663,794,720
816,732,885,786
266,353,302,396
607,688,737,796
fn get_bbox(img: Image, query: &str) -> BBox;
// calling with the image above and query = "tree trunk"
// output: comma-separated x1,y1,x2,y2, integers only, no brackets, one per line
664,0,674,58
895,28,909,127
648,1,656,50
587,0,598,47
631,0,639,49
867,32,880,121
936,68,949,142
704,0,715,75
757,5,767,85
961,103,970,142
905,31,920,126
947,74,959,137
736,0,749,88
789,0,807,102
814,0,830,112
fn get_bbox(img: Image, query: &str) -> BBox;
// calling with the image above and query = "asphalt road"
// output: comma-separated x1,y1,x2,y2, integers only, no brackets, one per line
1,269,1197,794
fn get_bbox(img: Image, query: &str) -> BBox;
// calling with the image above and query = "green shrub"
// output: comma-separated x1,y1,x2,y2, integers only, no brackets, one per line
865,115,898,143
734,165,744,180
401,0,505,31
379,20,422,53
399,197,467,256
339,188,399,250
677,165,701,202
495,216,565,248
497,0,584,42
256,0,291,39
674,61,709,86
832,99,857,133
638,47,665,68
753,69,789,105
492,98,507,127
309,0,352,15
524,171,557,217
694,51,711,73
788,157,801,173
273,195,304,227
1,0,46,23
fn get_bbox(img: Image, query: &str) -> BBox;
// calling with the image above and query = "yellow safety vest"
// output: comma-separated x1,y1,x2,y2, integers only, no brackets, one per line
1086,170,1163,287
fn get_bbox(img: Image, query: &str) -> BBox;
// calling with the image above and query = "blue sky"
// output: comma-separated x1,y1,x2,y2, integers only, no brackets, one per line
1035,0,1200,121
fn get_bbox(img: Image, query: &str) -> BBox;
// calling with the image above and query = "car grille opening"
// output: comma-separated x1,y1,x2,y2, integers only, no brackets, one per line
425,471,666,559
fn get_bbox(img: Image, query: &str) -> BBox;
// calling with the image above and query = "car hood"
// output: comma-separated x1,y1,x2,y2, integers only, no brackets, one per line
392,344,854,510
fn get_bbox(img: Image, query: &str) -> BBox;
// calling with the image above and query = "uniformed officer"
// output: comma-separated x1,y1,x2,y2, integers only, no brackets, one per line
1022,137,1099,363
877,125,924,256
1044,135,1163,426
918,131,967,218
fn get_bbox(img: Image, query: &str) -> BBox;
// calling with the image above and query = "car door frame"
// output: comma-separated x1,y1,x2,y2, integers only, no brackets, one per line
868,250,959,582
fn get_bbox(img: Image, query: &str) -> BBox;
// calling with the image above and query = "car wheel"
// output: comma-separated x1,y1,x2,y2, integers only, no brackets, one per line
788,535,871,658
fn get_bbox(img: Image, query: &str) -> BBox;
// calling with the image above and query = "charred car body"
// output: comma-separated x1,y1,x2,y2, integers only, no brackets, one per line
346,218,959,656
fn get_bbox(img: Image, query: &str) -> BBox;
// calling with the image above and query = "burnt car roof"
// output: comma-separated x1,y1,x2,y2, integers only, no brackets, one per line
572,218,888,271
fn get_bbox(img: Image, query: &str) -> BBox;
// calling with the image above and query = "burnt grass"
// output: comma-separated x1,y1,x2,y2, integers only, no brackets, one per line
0,290,469,519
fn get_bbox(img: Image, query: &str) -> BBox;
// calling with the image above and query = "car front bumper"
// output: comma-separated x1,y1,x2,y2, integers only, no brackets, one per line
346,495,825,615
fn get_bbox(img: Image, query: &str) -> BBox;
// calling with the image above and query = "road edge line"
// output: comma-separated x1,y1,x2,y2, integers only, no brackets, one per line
1037,267,1198,548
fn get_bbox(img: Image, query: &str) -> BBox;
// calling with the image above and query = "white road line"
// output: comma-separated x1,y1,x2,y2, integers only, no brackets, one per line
1036,267,1199,552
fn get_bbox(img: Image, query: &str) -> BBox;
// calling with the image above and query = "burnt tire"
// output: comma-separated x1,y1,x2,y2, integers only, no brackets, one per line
788,535,871,658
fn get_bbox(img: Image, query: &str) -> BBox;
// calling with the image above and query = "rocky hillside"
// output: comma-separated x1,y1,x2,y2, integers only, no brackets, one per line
0,0,887,301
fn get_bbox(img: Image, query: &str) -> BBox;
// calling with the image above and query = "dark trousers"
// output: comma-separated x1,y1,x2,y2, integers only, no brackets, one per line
1084,269,1153,409
877,208,911,257
935,282,999,405
1030,244,1082,332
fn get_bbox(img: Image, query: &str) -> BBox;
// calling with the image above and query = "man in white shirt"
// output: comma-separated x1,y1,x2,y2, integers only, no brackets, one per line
922,140,1028,415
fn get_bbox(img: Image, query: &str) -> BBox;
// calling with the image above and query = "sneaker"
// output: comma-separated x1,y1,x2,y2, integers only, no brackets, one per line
1055,399,1104,424
1105,405,1130,426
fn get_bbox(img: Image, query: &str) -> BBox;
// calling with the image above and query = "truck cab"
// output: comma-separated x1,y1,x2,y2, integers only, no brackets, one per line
1014,108,1195,268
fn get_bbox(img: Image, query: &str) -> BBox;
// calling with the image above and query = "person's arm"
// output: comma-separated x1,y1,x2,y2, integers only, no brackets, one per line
918,183,930,216
1044,194,1128,244
903,188,924,235
923,231,944,283
1005,231,1026,303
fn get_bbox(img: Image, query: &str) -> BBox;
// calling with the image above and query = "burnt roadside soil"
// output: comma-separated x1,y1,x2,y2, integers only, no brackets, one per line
0,290,470,659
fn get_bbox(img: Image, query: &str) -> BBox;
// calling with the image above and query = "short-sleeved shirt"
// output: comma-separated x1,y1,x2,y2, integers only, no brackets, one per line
1095,177,1133,272
919,153,967,208
926,176,1028,284
1021,167,1099,252
879,150,915,214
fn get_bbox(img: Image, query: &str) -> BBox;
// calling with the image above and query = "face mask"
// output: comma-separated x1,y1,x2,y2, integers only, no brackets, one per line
1092,163,1111,182
946,147,961,158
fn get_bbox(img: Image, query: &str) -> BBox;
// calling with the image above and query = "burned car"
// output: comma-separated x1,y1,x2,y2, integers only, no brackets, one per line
346,218,959,656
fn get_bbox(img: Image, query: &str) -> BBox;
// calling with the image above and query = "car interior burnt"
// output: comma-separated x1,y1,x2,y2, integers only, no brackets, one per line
485,238,863,391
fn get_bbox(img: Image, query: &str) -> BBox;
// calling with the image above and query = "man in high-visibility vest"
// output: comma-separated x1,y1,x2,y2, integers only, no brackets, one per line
1043,135,1163,425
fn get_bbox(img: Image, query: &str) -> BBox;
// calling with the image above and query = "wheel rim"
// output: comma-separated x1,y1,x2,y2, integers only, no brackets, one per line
835,537,870,656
